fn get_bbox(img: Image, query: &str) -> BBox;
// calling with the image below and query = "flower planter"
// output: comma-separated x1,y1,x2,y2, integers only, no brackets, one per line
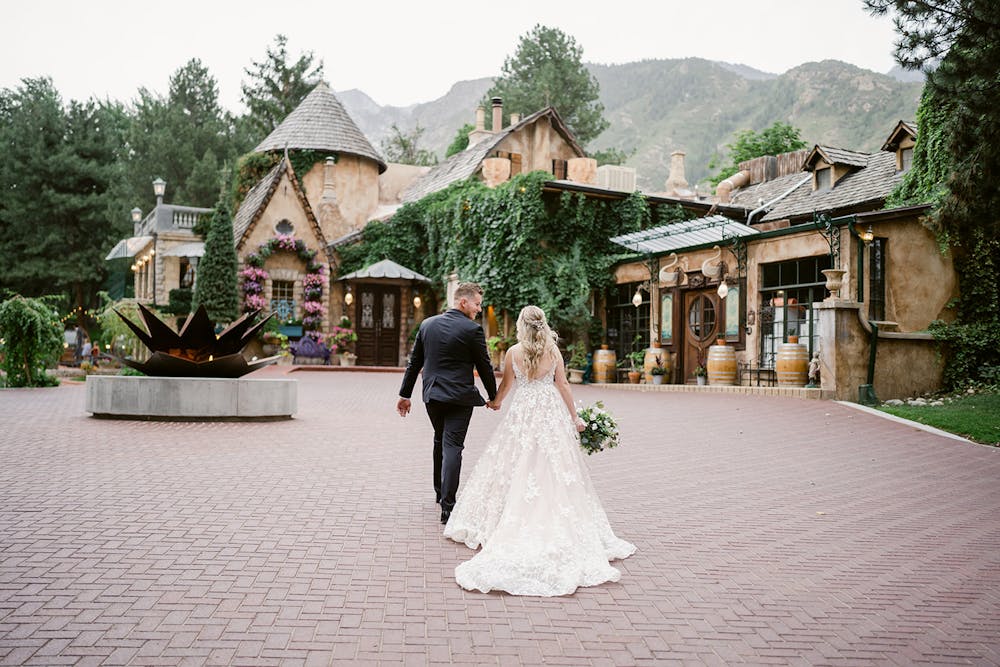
339,354,357,367
568,368,584,384
651,374,664,385
627,371,641,384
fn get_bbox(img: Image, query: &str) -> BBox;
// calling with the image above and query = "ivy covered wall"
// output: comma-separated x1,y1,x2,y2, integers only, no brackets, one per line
338,170,693,338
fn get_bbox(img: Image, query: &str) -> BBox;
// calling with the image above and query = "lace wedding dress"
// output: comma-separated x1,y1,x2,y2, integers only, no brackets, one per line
444,354,636,596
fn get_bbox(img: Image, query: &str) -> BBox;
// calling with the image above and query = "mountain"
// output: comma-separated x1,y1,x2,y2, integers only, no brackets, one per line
339,58,922,191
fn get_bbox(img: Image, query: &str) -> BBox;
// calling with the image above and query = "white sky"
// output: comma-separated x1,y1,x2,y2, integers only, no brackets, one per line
4,0,899,111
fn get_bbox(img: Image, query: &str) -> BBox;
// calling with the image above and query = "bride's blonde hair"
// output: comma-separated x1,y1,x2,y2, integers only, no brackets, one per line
516,305,558,377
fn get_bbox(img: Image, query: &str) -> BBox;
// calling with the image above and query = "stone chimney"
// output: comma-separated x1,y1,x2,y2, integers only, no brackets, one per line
510,112,521,125
467,106,492,148
664,151,690,196
318,157,348,239
491,97,503,133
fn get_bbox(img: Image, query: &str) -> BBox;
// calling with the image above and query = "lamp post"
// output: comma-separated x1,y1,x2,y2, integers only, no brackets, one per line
153,177,166,206
150,179,165,305
130,208,142,299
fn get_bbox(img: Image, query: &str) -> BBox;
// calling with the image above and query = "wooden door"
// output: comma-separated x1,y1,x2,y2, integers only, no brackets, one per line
355,285,400,366
682,290,721,381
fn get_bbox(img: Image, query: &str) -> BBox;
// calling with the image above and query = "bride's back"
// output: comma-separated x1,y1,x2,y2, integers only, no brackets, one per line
508,343,557,382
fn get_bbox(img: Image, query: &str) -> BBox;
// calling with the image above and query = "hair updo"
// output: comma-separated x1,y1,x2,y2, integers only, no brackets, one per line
515,305,558,377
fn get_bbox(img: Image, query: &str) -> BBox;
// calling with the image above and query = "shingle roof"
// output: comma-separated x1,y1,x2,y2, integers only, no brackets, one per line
253,83,387,173
233,161,285,247
610,215,757,255
730,151,902,222
400,106,583,203
805,145,869,169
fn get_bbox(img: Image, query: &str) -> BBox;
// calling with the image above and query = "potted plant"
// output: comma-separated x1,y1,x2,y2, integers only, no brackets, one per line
626,351,645,384
693,364,708,386
650,355,667,385
327,325,358,366
566,343,587,384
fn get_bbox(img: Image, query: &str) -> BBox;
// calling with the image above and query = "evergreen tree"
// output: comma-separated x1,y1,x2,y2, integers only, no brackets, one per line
241,34,325,141
866,0,1000,384
192,199,239,323
123,59,246,211
709,121,808,185
487,25,609,146
0,78,126,324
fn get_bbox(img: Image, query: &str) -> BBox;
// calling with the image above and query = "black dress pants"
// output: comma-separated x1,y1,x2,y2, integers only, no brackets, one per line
425,401,474,513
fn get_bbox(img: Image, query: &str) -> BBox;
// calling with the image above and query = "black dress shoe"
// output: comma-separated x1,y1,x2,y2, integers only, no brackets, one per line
440,510,451,525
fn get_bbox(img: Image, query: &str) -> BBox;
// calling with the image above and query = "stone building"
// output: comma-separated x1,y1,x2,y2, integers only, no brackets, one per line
605,120,954,400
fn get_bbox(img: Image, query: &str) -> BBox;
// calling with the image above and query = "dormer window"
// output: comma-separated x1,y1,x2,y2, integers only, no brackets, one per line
900,147,913,172
815,167,832,191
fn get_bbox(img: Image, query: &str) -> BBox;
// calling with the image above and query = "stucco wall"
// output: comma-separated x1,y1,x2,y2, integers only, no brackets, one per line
497,117,579,173
817,300,942,400
300,156,380,233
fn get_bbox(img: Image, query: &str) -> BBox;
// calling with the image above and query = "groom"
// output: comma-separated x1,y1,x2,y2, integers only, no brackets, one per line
397,282,498,524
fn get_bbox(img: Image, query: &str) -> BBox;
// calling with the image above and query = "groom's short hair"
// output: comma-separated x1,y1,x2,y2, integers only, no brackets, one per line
454,282,483,302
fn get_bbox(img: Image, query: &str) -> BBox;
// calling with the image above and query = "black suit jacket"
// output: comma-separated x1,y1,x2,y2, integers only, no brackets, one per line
399,309,497,406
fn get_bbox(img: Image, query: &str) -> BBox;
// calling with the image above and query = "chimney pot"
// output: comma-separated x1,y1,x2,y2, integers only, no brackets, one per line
474,106,485,132
510,112,520,125
491,97,503,133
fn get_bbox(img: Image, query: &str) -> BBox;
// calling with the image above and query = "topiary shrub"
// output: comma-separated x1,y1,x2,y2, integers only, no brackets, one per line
0,295,63,387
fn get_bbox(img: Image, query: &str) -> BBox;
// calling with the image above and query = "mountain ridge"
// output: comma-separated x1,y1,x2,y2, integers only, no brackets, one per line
338,58,922,190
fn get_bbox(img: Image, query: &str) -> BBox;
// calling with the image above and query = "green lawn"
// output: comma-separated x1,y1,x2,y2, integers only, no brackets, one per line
879,391,1000,445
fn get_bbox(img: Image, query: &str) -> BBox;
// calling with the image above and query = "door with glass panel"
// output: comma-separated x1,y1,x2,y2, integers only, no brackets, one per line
355,285,400,366
683,290,720,381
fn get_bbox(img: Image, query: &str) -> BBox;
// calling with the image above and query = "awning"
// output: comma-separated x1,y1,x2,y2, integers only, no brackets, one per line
338,258,431,283
160,242,205,258
105,236,153,261
610,215,758,255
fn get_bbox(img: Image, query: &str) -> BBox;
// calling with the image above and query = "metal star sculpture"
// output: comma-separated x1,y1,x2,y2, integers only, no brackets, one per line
115,304,279,378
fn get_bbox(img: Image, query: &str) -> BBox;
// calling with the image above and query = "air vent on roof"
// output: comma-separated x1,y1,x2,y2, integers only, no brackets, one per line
596,165,636,192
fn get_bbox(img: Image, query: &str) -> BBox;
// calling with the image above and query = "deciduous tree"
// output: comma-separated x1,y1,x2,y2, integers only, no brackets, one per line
710,121,808,185
381,124,438,166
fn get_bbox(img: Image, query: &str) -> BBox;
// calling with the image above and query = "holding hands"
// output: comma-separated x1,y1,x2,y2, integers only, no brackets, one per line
486,399,501,411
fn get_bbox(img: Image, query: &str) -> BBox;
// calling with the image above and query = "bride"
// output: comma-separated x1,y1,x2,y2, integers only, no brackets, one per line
444,305,635,596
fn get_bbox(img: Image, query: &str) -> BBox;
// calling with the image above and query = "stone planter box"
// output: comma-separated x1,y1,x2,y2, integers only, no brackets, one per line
85,375,297,420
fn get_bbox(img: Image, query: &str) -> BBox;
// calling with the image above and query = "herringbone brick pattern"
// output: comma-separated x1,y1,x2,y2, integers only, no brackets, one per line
1,369,998,665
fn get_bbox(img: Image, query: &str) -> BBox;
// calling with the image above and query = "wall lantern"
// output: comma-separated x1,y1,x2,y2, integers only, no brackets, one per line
344,285,354,306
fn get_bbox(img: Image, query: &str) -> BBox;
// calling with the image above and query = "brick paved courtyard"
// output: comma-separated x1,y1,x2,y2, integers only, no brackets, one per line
1,369,999,666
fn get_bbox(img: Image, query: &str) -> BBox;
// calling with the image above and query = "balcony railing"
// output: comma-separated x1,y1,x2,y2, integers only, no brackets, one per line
135,204,213,236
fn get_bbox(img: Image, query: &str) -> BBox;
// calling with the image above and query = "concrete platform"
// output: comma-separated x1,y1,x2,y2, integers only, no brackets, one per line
84,375,297,420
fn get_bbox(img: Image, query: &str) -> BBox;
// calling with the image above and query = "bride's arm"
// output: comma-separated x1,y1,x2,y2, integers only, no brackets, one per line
552,351,586,432
493,345,517,407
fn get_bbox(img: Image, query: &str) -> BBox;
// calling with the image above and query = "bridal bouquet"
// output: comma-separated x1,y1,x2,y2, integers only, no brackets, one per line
577,401,621,455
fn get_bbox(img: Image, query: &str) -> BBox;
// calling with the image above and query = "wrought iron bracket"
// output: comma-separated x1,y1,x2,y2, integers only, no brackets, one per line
813,213,841,269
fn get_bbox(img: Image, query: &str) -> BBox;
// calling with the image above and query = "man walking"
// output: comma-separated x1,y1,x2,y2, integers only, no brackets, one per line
397,282,498,524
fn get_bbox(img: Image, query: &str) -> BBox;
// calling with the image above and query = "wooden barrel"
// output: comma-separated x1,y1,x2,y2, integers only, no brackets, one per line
776,337,809,386
707,343,736,385
643,346,669,383
592,347,617,384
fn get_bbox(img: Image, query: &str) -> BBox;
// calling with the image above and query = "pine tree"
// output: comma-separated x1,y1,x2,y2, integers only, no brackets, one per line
487,25,609,146
192,200,239,323
241,34,325,141
0,78,126,324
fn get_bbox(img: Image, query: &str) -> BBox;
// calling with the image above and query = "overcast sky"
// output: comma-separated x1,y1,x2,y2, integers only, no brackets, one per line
4,0,900,111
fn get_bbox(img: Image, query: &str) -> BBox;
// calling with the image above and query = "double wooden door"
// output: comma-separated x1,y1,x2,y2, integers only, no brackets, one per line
355,284,400,366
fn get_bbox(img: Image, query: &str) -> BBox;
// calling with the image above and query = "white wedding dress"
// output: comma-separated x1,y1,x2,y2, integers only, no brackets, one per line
444,353,636,596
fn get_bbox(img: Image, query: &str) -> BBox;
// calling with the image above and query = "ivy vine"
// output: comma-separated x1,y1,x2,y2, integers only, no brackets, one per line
339,170,691,339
